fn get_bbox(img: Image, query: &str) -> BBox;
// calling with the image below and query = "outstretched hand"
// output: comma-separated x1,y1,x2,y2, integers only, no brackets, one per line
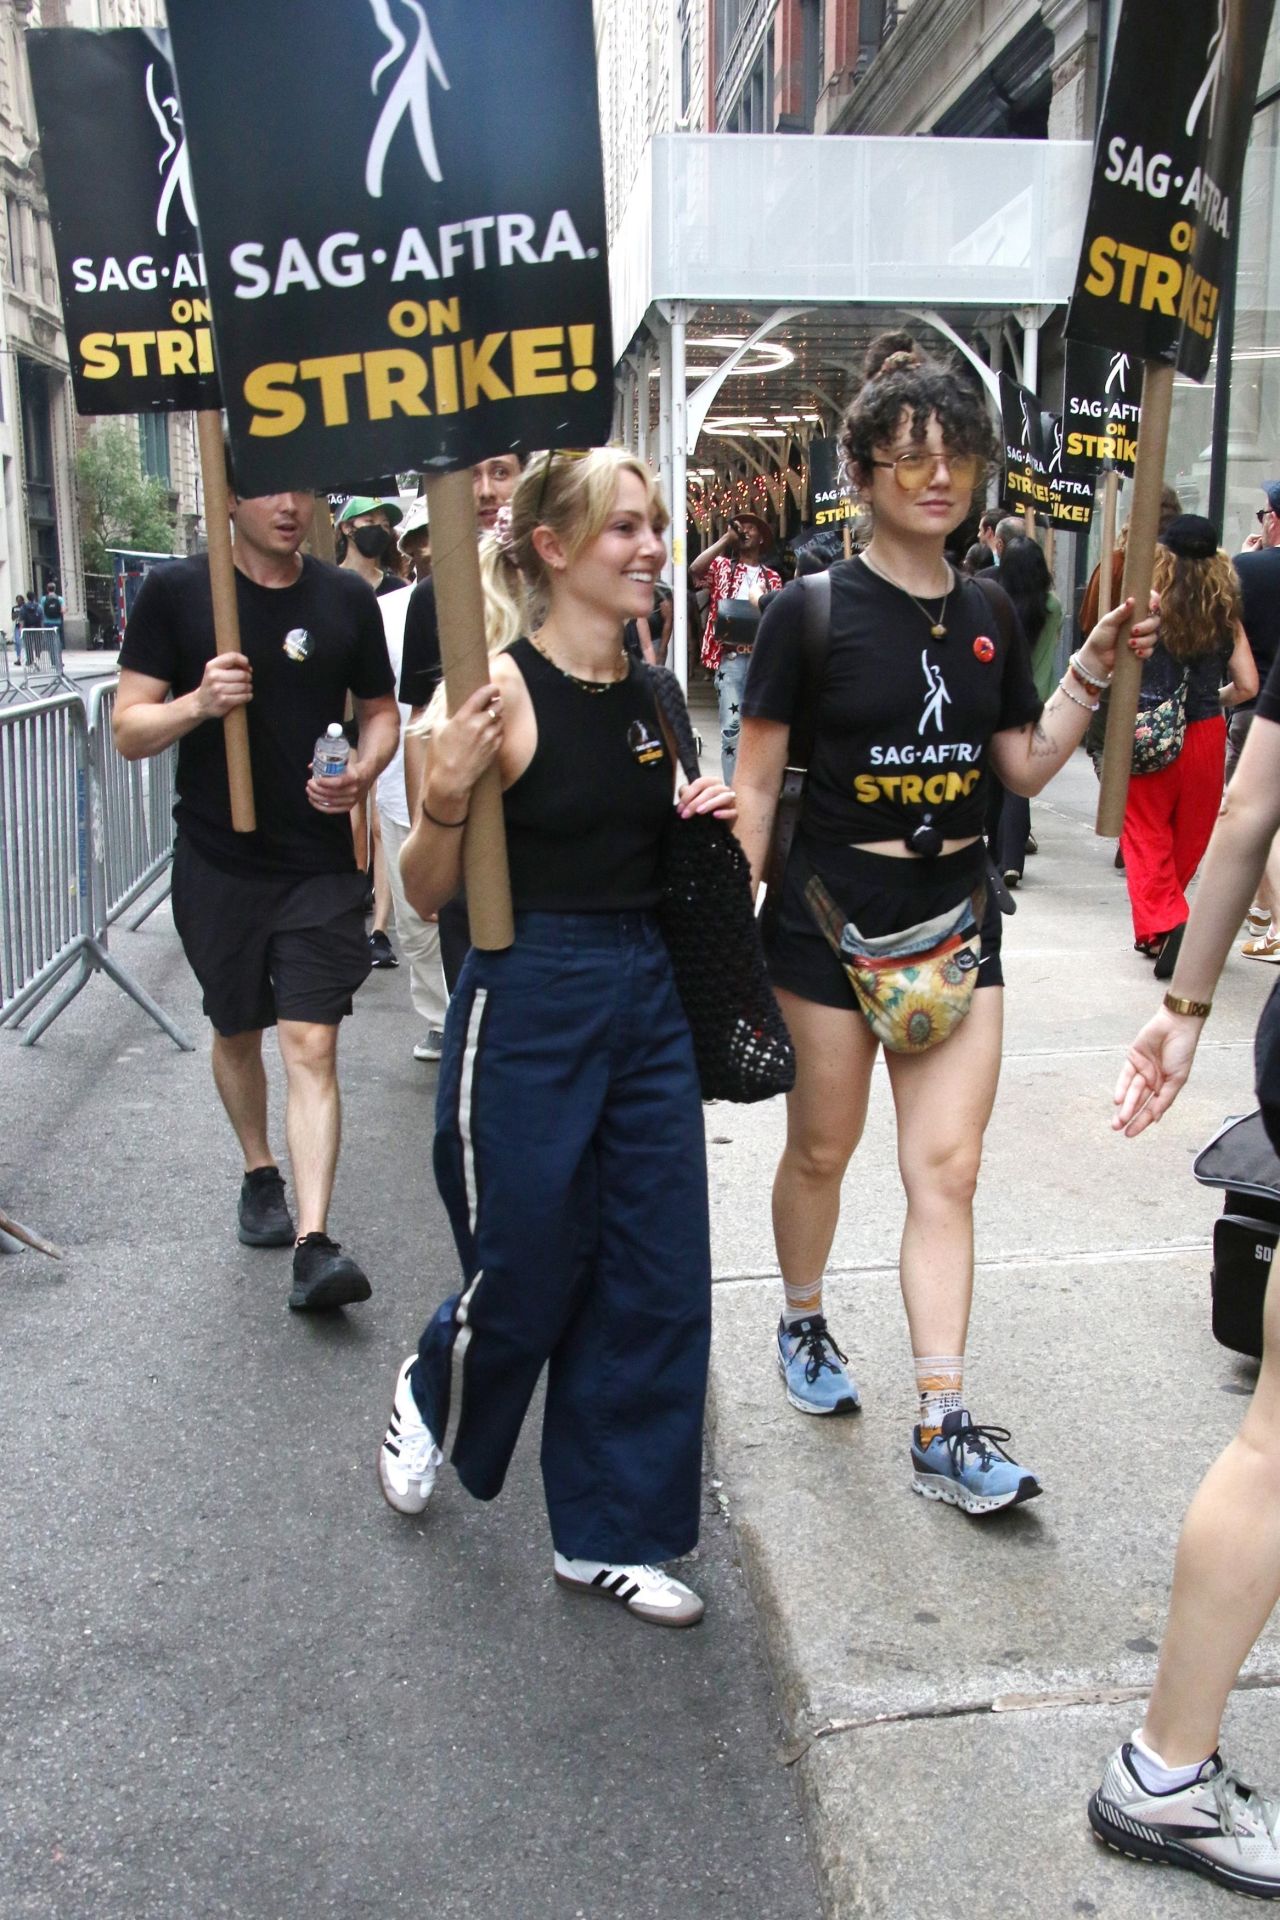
1112,1008,1205,1137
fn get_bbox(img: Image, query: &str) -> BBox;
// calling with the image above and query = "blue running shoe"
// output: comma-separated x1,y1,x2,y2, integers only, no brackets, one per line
776,1315,861,1416
910,1408,1041,1514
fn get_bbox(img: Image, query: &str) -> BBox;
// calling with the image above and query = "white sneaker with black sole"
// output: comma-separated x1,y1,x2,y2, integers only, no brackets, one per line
1089,1742,1280,1897
553,1553,704,1628
378,1357,443,1515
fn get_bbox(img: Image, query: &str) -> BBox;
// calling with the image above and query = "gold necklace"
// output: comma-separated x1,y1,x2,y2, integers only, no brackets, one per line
529,631,628,693
860,550,952,639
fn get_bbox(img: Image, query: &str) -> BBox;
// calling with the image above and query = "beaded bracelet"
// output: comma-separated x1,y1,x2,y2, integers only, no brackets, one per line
1058,676,1099,714
1069,650,1112,692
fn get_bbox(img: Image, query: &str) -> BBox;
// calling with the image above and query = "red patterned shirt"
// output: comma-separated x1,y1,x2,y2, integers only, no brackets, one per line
699,553,782,672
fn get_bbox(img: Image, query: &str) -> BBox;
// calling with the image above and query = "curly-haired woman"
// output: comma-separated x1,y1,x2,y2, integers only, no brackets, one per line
733,331,1158,1513
1121,516,1256,980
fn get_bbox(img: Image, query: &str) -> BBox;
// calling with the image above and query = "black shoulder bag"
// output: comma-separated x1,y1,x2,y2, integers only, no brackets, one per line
645,666,796,1104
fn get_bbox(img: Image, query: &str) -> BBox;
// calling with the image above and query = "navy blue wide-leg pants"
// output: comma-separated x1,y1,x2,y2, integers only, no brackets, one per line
410,910,712,1565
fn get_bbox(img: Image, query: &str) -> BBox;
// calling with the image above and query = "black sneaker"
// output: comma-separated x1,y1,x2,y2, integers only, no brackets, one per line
368,929,399,968
288,1233,372,1311
237,1166,294,1247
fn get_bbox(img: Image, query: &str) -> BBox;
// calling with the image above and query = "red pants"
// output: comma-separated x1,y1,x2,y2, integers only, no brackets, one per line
1121,715,1225,943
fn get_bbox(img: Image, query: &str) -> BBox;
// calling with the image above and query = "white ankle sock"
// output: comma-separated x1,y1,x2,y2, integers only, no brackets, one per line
1130,1730,1214,1793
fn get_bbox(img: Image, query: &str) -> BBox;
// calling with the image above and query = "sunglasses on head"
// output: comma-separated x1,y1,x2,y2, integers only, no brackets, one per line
535,448,591,516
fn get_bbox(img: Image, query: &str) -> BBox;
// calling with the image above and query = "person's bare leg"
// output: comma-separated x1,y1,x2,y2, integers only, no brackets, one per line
884,990,1003,1359
276,1020,341,1238
771,989,878,1317
1141,1269,1280,1765
371,807,392,937
210,1028,274,1171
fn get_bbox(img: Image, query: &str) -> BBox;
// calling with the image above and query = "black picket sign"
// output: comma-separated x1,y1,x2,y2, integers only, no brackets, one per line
1060,341,1140,478
808,438,854,528
163,0,614,495
998,374,1094,530
27,27,221,416
1065,0,1275,382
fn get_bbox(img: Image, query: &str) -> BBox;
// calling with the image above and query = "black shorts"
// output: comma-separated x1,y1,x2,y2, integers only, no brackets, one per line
764,835,1004,1012
171,837,372,1036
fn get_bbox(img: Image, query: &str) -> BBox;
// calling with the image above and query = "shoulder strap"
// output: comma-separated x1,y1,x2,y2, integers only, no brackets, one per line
972,571,1017,653
789,571,832,773
645,665,702,784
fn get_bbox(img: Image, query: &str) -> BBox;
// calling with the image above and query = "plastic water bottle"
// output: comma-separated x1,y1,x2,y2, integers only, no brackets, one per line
313,722,350,779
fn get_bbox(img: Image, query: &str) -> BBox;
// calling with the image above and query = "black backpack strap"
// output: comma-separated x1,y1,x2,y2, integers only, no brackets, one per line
971,570,1017,653
789,570,832,773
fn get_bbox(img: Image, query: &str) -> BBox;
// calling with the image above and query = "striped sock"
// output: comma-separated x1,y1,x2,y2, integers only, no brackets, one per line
914,1355,964,1445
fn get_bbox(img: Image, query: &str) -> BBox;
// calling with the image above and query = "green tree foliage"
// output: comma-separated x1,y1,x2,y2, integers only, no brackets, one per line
76,421,176,574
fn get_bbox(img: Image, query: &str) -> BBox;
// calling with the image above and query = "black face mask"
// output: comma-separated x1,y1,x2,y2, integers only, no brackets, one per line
350,524,392,561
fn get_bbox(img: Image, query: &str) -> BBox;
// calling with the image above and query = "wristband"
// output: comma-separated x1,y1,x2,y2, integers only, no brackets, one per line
422,802,468,829
1058,676,1099,714
1163,991,1211,1019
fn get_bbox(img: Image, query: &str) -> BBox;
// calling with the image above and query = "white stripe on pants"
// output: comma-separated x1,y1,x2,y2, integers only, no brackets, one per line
379,805,449,1029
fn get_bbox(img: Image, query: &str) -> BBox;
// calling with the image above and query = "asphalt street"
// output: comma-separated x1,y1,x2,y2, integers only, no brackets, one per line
0,874,820,1920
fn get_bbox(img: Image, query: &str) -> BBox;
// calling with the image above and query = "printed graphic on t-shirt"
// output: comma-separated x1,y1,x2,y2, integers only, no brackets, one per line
919,654,951,735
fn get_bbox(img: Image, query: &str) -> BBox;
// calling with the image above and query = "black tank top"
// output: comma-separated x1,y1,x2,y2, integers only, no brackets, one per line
503,636,674,912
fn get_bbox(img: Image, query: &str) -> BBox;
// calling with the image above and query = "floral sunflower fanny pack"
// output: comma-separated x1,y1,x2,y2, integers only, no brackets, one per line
803,871,985,1054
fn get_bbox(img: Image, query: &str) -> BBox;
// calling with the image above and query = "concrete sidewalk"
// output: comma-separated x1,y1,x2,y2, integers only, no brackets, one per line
704,748,1279,1918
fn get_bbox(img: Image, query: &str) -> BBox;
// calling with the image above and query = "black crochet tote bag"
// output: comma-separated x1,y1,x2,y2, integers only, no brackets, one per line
645,667,795,1103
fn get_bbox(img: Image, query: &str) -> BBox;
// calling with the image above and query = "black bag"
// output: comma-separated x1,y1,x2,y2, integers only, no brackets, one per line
715,598,761,649
1193,1110,1280,1359
645,667,795,1103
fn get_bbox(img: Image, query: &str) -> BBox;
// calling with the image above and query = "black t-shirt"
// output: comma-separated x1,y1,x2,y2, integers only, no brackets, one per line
1252,641,1280,726
398,577,440,708
743,557,1042,843
1234,548,1280,712
120,553,393,875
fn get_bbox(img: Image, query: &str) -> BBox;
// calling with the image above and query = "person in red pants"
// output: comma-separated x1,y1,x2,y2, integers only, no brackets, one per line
1121,515,1257,980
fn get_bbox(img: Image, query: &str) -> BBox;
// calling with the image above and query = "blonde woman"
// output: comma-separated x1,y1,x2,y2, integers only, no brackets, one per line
376,449,735,1629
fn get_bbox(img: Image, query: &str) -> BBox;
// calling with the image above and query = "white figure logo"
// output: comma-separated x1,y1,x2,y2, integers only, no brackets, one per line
1019,391,1036,449
1048,421,1063,474
1186,0,1228,141
365,0,451,198
1105,350,1130,394
144,62,196,237
919,654,952,736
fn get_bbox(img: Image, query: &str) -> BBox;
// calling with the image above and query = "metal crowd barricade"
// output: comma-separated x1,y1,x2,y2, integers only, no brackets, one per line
87,679,177,931
0,690,191,1049
17,625,75,700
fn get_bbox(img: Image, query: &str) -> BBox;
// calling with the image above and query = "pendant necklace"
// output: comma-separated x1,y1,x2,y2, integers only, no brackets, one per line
860,550,951,639
529,631,628,693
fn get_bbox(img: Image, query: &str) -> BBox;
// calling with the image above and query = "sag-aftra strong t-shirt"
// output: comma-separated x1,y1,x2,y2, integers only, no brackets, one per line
743,558,1043,844
120,554,394,875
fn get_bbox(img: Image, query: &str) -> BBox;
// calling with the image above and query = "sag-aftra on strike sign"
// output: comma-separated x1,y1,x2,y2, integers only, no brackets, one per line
164,0,613,493
1066,0,1275,380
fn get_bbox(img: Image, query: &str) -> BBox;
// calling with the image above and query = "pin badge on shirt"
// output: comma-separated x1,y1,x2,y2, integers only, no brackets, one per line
628,719,665,767
283,628,312,662
973,635,995,663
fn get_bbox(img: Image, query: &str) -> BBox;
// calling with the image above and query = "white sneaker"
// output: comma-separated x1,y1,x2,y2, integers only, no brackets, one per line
1090,1743,1280,1897
413,1029,444,1061
378,1357,443,1515
553,1552,704,1628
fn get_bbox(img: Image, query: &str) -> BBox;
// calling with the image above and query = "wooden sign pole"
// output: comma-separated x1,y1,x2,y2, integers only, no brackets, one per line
196,409,255,834
1097,469,1120,619
1024,505,1036,541
1095,362,1174,837
426,469,514,951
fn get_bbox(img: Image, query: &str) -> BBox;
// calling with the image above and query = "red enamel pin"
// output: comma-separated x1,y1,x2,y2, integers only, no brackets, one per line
973,635,995,663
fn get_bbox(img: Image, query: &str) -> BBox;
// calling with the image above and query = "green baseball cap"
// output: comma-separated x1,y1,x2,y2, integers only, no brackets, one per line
335,494,403,527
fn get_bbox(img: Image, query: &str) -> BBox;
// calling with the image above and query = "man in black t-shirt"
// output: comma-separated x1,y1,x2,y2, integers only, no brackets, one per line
114,481,399,1313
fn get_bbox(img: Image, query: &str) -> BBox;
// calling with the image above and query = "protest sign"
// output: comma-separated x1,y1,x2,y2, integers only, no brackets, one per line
1065,0,1274,382
29,26,254,831
998,376,1094,531
27,28,220,416
809,439,855,529
163,0,614,498
1061,342,1139,478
